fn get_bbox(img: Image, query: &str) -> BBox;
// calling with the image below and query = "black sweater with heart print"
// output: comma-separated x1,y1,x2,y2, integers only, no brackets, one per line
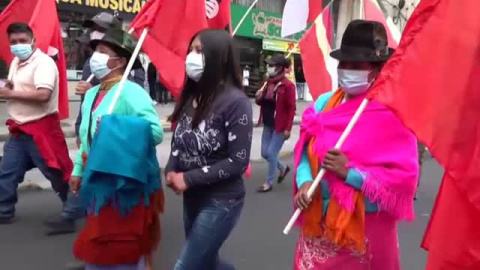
165,86,253,200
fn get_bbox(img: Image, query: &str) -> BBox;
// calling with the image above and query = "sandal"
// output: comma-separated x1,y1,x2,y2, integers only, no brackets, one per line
257,184,273,193
278,166,291,184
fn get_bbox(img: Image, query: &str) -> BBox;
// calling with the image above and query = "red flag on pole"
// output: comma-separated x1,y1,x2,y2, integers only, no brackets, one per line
307,0,323,23
368,0,480,268
206,0,231,30
130,0,207,98
299,8,334,100
0,0,69,119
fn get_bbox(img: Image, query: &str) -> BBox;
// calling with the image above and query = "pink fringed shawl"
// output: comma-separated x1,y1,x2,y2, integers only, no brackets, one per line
294,94,419,221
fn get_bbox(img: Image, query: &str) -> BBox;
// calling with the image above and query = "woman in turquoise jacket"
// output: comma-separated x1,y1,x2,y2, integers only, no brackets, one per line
69,27,163,270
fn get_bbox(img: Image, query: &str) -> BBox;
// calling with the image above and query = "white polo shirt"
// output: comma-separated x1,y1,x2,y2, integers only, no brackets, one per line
7,49,59,124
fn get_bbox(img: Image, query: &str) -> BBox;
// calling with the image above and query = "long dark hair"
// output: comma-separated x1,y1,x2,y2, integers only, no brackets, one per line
168,29,242,129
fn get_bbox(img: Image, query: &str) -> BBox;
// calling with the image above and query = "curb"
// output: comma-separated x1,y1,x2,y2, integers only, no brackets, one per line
18,150,295,192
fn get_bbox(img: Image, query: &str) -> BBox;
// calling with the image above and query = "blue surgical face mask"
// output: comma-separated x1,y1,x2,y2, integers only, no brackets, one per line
337,69,373,96
89,52,119,80
10,40,34,60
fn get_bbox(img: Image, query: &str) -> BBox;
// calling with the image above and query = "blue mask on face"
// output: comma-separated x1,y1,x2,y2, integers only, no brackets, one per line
89,52,119,80
10,42,34,60
337,69,373,96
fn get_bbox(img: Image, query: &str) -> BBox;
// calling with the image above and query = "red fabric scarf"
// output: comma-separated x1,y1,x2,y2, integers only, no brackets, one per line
6,113,72,181
264,71,286,101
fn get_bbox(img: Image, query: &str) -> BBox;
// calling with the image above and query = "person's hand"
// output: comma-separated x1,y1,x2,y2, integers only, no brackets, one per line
166,172,187,195
69,176,82,195
75,81,92,96
323,149,349,180
284,130,291,140
294,182,313,210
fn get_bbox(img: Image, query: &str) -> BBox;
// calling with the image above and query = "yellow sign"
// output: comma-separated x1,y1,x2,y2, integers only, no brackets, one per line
58,0,147,14
262,39,300,54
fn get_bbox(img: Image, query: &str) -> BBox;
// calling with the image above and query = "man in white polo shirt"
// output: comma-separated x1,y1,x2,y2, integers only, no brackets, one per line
0,23,83,235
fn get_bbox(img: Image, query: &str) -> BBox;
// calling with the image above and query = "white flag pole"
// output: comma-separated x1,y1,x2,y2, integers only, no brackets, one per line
86,74,94,82
232,0,259,36
107,28,149,114
283,98,370,235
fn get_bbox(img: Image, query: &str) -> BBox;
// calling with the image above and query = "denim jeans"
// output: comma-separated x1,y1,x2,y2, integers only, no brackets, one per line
174,196,244,270
0,134,84,220
261,126,287,185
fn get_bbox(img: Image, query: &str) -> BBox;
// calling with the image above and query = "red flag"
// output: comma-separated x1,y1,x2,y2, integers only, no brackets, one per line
368,0,480,268
300,8,334,100
131,0,207,98
307,0,323,23
206,0,231,30
0,0,69,119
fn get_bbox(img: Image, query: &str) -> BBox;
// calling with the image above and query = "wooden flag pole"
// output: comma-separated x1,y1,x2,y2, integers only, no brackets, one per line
107,28,149,114
283,98,370,235
232,0,259,36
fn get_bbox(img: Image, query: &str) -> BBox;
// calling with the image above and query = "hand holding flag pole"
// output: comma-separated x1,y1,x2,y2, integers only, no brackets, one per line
283,98,370,234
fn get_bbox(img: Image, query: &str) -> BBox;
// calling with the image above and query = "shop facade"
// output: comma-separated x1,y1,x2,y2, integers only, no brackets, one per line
230,3,305,97
56,0,148,80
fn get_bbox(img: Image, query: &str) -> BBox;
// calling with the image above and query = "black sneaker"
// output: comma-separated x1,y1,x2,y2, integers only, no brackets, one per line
0,216,15,225
44,216,76,236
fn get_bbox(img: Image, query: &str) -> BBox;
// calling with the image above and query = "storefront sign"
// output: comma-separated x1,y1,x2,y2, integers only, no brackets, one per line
262,39,300,54
231,4,305,42
58,0,146,18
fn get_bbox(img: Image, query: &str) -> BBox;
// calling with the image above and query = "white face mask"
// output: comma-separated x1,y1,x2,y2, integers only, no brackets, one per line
338,69,373,95
267,66,278,77
90,31,105,41
89,52,118,79
185,52,205,82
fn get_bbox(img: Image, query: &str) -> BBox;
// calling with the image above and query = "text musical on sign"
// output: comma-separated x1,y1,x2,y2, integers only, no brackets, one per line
58,0,147,14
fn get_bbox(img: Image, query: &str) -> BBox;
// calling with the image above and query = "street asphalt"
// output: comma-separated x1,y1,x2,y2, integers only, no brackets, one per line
0,156,443,270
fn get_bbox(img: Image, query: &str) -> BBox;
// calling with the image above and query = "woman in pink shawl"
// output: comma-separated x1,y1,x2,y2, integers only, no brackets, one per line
293,20,419,270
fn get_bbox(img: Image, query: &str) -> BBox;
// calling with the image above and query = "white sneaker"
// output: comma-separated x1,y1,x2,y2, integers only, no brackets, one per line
153,101,158,105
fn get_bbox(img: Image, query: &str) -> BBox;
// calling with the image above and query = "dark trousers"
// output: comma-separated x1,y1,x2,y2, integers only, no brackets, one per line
0,134,84,219
157,83,169,104
149,83,159,102
174,196,244,270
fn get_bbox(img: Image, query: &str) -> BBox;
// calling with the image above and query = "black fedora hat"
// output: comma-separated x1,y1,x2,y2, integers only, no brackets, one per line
89,27,142,69
330,20,394,62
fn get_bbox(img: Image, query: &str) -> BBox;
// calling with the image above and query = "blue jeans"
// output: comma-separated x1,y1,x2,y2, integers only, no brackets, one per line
261,126,287,185
0,134,84,220
174,196,244,270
